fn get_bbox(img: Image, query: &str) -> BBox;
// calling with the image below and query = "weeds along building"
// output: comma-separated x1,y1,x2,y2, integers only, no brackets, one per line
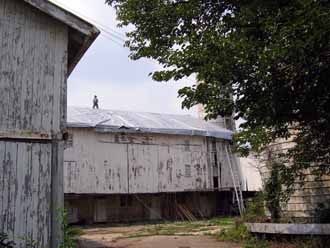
64,107,261,224
257,141,330,222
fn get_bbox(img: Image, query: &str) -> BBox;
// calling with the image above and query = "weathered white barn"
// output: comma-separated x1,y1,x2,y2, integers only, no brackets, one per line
0,0,98,247
64,107,259,224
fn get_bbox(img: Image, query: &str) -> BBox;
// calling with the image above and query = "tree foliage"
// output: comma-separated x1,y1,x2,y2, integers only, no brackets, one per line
106,0,330,178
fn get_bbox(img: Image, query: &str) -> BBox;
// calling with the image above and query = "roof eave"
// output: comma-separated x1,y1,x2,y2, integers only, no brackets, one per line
67,27,100,76
67,123,233,141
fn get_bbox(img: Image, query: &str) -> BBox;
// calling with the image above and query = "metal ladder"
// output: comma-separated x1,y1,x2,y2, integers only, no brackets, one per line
224,143,245,216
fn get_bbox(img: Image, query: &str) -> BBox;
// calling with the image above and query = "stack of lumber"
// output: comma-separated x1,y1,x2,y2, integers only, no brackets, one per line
177,204,197,222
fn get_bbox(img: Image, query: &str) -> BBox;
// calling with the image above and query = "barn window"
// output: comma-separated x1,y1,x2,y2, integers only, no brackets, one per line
213,177,219,188
185,164,191,177
184,140,190,151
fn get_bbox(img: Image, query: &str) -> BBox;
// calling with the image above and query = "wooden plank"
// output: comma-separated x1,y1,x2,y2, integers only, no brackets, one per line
21,2,36,131
0,1,11,131
6,2,18,131
51,141,64,248
31,15,43,132
38,143,52,246
36,14,47,133
0,131,52,140
42,16,56,133
1,142,10,235
0,0,6,128
52,23,68,134
13,142,28,247
59,25,68,132
0,142,6,232
6,142,18,238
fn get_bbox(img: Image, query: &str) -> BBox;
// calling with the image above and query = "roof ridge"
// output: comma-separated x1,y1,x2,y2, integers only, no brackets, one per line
67,106,195,118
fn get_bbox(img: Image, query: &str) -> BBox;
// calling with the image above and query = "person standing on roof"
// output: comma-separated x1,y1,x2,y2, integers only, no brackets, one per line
93,95,99,109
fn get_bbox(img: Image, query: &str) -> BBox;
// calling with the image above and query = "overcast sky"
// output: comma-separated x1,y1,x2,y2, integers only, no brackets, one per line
49,0,197,116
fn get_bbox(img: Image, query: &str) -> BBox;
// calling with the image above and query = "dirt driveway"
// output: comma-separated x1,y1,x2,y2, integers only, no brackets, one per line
77,219,241,248
79,235,240,248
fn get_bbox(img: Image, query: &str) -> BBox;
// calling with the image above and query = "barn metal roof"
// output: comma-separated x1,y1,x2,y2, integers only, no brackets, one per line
67,107,233,140
23,0,100,75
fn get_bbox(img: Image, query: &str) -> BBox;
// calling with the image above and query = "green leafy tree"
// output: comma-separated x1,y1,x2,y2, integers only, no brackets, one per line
106,0,330,182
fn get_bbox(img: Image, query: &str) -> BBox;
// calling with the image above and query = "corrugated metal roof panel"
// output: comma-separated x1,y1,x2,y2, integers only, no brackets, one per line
67,107,233,140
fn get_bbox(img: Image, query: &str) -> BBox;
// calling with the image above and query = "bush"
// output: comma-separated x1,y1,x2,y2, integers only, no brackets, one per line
218,220,250,243
218,222,269,248
243,192,267,223
264,163,283,222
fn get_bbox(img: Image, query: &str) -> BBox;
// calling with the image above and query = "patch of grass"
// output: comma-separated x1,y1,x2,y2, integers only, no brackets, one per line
208,217,235,226
118,217,235,239
218,221,269,248
218,221,250,243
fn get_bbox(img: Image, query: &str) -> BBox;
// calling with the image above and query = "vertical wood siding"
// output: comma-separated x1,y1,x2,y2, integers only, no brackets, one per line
0,141,52,247
0,0,68,246
0,0,68,134
64,129,235,194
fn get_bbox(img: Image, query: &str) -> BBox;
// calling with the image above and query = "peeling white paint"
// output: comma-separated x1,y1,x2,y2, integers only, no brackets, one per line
64,129,243,194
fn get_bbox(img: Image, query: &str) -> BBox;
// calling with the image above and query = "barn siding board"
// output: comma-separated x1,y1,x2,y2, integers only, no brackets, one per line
128,144,159,193
158,145,174,192
64,130,129,194
51,141,64,248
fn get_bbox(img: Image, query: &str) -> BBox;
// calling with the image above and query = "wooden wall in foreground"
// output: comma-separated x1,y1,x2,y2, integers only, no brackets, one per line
0,0,68,247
